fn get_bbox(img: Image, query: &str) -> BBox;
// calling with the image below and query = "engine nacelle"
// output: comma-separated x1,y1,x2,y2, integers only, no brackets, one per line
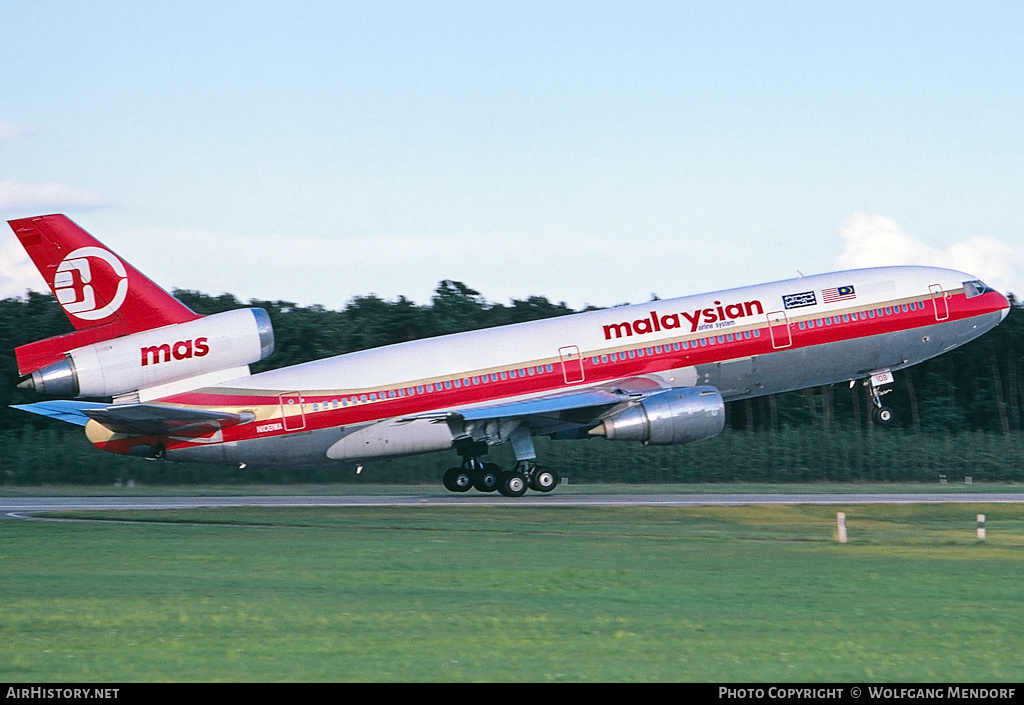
23,308,274,398
593,386,725,445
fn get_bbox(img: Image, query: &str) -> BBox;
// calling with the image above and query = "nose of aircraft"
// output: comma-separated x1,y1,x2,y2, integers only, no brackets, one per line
997,290,1011,321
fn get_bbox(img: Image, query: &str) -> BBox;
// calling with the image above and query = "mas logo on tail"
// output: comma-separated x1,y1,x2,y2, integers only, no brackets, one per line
54,246,129,321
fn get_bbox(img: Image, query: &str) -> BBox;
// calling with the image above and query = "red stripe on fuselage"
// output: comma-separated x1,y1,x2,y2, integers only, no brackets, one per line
152,288,1006,452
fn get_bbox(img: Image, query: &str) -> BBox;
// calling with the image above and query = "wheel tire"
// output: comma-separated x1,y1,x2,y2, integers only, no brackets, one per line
498,471,528,497
473,463,500,492
872,406,894,425
443,467,473,492
530,466,560,493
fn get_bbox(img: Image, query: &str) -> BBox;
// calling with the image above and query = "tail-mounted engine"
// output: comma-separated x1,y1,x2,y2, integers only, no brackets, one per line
20,308,274,398
591,386,725,445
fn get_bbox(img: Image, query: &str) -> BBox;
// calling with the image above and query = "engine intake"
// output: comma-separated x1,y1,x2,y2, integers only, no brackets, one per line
591,386,725,445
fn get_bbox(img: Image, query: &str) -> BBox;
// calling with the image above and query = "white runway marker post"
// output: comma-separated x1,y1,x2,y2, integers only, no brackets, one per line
978,514,986,541
837,512,848,543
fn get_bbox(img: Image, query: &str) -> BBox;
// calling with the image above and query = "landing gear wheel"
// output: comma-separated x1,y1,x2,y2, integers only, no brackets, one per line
872,406,894,425
443,467,473,492
529,466,560,493
473,463,501,492
498,471,528,497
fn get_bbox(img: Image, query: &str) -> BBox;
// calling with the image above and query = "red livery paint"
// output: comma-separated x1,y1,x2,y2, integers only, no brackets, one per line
11,215,200,375
603,299,765,339
141,337,210,366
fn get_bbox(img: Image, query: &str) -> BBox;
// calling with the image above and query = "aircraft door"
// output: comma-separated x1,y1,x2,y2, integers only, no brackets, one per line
765,311,792,349
558,346,586,384
279,392,306,431
929,284,949,321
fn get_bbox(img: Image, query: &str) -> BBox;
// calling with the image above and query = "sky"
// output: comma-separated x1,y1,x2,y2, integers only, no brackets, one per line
2,1,1023,311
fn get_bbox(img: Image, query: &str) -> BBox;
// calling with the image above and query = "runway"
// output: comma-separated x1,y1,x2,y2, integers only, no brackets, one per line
3,492,1023,520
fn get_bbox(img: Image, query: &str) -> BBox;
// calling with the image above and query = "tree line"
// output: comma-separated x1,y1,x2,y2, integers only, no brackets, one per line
1,282,1021,484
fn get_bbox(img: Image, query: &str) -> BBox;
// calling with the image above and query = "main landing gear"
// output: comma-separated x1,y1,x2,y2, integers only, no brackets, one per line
443,459,561,497
443,433,561,497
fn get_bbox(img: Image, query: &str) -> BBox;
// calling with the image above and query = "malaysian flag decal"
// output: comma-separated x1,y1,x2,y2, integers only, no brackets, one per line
821,285,856,303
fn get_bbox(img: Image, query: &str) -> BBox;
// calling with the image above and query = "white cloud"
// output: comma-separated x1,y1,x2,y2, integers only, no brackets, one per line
835,213,1024,298
0,120,34,143
0,236,48,299
0,178,113,214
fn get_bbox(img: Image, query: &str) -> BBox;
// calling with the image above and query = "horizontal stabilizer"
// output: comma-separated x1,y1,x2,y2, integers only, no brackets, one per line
13,400,254,436
81,404,256,437
11,400,108,427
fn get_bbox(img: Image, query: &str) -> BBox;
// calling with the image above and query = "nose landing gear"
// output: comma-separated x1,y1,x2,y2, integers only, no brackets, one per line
861,370,896,426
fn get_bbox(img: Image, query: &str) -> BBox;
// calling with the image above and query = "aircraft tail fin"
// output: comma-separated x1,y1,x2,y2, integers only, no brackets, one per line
9,214,202,375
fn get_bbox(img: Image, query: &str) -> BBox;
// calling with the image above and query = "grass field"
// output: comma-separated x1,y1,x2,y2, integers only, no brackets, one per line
2,502,1023,682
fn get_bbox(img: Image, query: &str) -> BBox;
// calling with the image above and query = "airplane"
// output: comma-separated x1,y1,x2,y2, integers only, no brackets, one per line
8,214,1012,496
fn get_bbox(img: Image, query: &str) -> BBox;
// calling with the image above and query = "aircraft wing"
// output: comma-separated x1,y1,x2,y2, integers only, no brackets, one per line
13,401,254,437
414,375,671,435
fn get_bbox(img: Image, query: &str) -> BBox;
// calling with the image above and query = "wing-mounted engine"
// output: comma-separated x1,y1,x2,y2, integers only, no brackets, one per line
590,386,725,445
19,308,275,398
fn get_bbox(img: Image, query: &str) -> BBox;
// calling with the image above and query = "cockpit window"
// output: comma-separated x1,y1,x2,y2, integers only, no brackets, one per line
963,280,992,298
